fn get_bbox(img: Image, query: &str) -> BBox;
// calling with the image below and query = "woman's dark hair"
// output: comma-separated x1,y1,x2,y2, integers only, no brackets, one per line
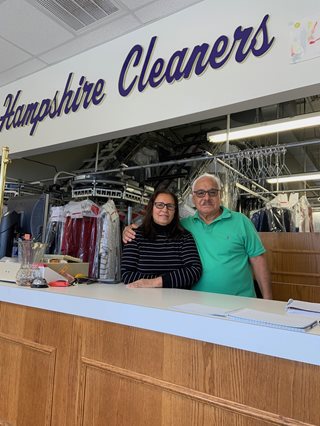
140,189,184,239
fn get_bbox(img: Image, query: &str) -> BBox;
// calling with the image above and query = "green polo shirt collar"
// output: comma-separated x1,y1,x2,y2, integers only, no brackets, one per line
192,206,231,224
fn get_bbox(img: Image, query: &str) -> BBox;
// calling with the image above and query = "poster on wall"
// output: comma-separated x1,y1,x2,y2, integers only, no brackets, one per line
290,18,320,63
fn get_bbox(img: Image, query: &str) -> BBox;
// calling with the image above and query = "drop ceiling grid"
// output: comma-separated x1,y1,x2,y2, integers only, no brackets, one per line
39,13,141,64
0,0,204,87
0,0,74,55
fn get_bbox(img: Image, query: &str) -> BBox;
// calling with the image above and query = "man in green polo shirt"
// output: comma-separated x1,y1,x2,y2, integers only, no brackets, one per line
123,173,272,299
180,173,272,298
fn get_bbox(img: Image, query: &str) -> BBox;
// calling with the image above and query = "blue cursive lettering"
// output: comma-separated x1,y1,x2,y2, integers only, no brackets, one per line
118,14,275,96
0,73,106,136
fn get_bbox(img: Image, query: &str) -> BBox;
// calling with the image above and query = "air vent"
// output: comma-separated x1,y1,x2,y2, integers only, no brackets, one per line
32,0,120,32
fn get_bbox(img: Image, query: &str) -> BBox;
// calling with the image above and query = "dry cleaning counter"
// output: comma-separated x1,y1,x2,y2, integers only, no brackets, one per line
0,281,319,365
0,282,320,425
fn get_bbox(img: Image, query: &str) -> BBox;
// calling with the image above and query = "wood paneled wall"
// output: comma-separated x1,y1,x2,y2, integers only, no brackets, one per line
0,301,319,425
260,233,320,303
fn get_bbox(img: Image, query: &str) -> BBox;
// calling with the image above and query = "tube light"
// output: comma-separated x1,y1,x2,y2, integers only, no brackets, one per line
207,111,320,143
267,172,320,184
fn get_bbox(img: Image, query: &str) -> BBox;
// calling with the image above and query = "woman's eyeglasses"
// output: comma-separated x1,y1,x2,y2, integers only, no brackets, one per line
154,202,176,211
193,189,220,198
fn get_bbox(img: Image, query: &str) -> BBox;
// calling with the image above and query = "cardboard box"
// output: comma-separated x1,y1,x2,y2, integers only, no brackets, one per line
0,259,89,283
46,262,89,277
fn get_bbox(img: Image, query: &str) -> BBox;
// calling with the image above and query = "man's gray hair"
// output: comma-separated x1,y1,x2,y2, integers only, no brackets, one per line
192,173,222,191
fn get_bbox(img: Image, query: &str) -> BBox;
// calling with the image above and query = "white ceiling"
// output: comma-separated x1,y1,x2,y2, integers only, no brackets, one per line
0,0,203,87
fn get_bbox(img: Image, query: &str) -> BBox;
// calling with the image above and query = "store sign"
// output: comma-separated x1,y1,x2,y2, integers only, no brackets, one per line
0,14,274,138
0,73,106,136
118,14,275,96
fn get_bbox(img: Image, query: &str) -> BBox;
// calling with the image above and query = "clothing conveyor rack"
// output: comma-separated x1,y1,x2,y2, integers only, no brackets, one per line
4,181,49,200
4,183,19,200
72,187,123,199
71,175,153,205
122,185,150,205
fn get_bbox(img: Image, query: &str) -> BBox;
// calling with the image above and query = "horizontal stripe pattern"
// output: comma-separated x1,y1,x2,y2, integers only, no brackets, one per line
121,230,202,289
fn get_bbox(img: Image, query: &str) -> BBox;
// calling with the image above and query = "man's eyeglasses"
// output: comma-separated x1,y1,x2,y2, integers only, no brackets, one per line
154,201,176,211
193,189,220,198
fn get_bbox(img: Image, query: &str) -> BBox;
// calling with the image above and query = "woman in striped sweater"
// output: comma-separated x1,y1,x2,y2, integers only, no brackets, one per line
121,189,202,289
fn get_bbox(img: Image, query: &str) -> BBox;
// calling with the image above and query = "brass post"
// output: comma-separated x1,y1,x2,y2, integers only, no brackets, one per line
0,146,10,221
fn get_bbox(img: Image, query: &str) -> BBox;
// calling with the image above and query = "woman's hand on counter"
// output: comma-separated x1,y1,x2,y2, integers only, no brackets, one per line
126,277,163,288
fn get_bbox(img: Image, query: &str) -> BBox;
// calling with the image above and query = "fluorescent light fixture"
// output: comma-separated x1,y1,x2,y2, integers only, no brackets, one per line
207,111,320,143
267,172,320,184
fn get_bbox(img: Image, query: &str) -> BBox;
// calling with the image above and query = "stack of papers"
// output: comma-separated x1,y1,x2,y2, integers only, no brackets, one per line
286,299,320,318
227,308,318,332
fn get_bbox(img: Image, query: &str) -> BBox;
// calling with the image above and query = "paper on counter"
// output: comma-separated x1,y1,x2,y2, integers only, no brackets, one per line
169,303,235,317
286,299,320,318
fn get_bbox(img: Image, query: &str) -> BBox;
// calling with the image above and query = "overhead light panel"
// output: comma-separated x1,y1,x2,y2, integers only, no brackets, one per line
207,111,320,143
267,172,320,184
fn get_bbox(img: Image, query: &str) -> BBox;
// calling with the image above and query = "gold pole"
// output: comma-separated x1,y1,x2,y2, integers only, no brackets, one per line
0,146,10,221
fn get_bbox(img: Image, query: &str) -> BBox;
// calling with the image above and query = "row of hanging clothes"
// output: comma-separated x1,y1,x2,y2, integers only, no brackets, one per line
250,193,314,232
45,199,121,282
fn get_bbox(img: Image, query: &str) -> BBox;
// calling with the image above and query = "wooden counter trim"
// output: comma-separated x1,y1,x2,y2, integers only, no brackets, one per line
271,271,320,278
0,332,56,426
270,249,320,255
1,298,319,425
272,280,320,288
0,332,56,354
0,420,13,426
79,357,314,426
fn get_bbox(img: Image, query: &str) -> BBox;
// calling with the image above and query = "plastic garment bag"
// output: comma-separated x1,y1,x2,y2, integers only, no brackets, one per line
45,206,66,254
98,200,121,283
61,200,101,278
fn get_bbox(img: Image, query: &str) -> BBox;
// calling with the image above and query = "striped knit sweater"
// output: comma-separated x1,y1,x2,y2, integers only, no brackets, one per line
121,226,202,289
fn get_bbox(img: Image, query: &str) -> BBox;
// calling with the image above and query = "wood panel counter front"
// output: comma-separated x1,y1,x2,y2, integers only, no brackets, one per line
0,282,319,426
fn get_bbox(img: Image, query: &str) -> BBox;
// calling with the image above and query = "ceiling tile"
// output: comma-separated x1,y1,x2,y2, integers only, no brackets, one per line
134,0,204,23
0,58,47,87
0,0,205,86
0,0,74,55
39,14,140,64
0,37,31,72
119,0,155,10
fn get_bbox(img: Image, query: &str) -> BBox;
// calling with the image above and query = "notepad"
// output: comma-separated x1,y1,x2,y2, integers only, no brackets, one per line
286,299,320,317
227,308,318,332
